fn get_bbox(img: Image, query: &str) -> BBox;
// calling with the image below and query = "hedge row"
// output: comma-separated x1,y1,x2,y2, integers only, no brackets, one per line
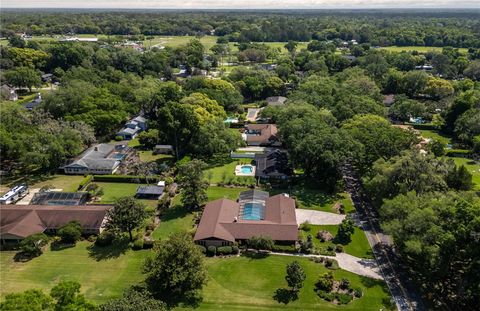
92,175,162,183
78,175,93,190
445,149,473,157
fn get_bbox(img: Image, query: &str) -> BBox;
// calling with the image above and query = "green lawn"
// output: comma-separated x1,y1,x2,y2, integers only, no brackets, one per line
300,225,373,259
451,157,480,190
138,151,174,163
1,173,83,194
151,196,195,239
419,130,452,145
95,182,144,203
180,255,391,311
206,186,249,201
204,156,255,185
380,46,468,54
0,241,149,304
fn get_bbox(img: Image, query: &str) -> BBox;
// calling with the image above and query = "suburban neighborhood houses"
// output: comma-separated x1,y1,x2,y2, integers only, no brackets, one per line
1,7,479,311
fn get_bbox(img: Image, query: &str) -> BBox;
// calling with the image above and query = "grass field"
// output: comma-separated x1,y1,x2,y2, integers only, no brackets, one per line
181,255,391,311
151,196,195,239
204,156,255,184
300,224,373,259
380,46,468,54
451,157,480,190
138,151,174,163
419,130,452,145
0,241,149,304
206,186,250,201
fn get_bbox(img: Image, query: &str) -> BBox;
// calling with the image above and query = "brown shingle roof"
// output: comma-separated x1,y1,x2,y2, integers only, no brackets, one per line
245,124,278,145
194,194,298,243
0,205,112,239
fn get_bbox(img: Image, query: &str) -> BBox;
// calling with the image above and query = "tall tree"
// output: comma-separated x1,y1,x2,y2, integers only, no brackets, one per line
285,261,306,292
177,159,208,210
143,232,207,307
107,197,148,241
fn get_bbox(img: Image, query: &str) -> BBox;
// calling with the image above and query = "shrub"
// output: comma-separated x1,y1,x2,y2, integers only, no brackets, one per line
325,258,339,270
145,230,152,236
353,287,363,298
196,245,207,254
247,235,274,250
78,175,93,190
114,135,123,141
58,221,82,244
146,222,156,231
335,244,344,253
132,238,144,250
232,245,240,254
217,246,233,255
143,239,154,249
19,233,49,257
337,293,353,305
327,245,335,252
207,245,216,256
299,221,311,232
272,244,297,253
95,230,115,247
340,278,350,290
87,235,96,242
315,272,334,292
39,184,54,192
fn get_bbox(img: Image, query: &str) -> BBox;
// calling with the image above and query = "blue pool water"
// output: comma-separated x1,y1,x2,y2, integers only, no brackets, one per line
240,165,253,174
243,202,264,220
112,153,126,160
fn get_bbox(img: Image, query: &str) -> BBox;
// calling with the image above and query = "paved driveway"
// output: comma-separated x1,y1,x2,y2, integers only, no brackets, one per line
295,209,346,225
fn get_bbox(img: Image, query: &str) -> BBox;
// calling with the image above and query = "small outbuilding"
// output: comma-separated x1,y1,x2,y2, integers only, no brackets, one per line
135,182,165,200
153,145,174,155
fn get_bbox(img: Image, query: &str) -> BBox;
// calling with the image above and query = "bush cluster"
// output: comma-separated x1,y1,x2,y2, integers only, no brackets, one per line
78,175,93,190
92,175,161,183
95,230,115,247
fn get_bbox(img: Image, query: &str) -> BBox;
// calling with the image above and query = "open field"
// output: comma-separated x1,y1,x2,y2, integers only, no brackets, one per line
181,255,391,311
204,156,255,185
300,224,373,259
0,241,149,304
379,46,468,54
419,130,452,145
451,157,480,190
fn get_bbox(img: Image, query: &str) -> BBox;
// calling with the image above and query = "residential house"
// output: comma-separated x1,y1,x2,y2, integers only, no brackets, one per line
255,149,291,181
24,93,42,110
64,143,129,175
243,124,280,146
116,116,147,140
0,205,111,244
194,190,298,247
0,84,18,101
135,182,165,200
41,73,53,83
266,96,287,107
153,145,174,154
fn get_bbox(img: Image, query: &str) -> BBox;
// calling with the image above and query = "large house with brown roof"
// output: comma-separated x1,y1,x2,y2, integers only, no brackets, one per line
194,190,298,247
243,124,280,146
0,205,111,244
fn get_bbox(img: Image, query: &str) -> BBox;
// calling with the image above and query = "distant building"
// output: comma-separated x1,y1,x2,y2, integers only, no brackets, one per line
415,65,434,71
243,124,280,147
135,182,165,200
0,205,111,244
64,143,130,175
116,116,147,140
24,93,42,110
266,96,287,107
0,85,18,101
194,190,298,247
41,73,53,83
153,145,174,154
255,149,291,181
60,37,99,42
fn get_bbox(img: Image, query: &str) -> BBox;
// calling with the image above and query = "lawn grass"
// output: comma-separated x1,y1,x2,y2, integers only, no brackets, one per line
419,130,452,145
270,185,354,214
300,225,373,259
206,186,250,201
380,46,468,54
179,255,391,311
204,156,255,185
0,241,149,304
151,195,195,240
138,151,174,163
451,157,480,190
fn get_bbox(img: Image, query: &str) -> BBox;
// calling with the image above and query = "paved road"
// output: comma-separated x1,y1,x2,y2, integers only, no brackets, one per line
295,209,346,225
340,162,425,311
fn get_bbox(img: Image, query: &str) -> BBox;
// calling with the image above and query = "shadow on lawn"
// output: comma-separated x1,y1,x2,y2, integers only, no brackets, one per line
273,288,298,304
88,236,130,261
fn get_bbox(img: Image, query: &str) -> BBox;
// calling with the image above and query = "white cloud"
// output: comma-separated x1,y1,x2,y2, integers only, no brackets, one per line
2,0,479,9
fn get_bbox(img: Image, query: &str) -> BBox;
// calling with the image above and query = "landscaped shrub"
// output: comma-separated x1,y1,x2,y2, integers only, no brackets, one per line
217,246,233,255
335,244,344,253
272,244,297,253
324,258,339,270
232,245,240,254
19,233,49,258
114,135,123,141
247,235,274,250
353,287,363,298
78,175,93,190
315,272,334,291
132,238,144,250
58,221,82,244
196,245,207,254
337,293,354,304
145,230,152,236
92,175,161,183
87,235,96,242
207,245,216,256
143,239,154,249
299,221,312,232
95,230,115,247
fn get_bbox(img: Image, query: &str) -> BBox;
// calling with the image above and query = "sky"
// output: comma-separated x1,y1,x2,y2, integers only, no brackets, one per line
2,0,480,9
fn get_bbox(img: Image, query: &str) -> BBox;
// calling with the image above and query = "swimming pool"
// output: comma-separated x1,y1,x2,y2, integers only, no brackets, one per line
242,202,264,220
240,165,253,174
112,153,126,160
